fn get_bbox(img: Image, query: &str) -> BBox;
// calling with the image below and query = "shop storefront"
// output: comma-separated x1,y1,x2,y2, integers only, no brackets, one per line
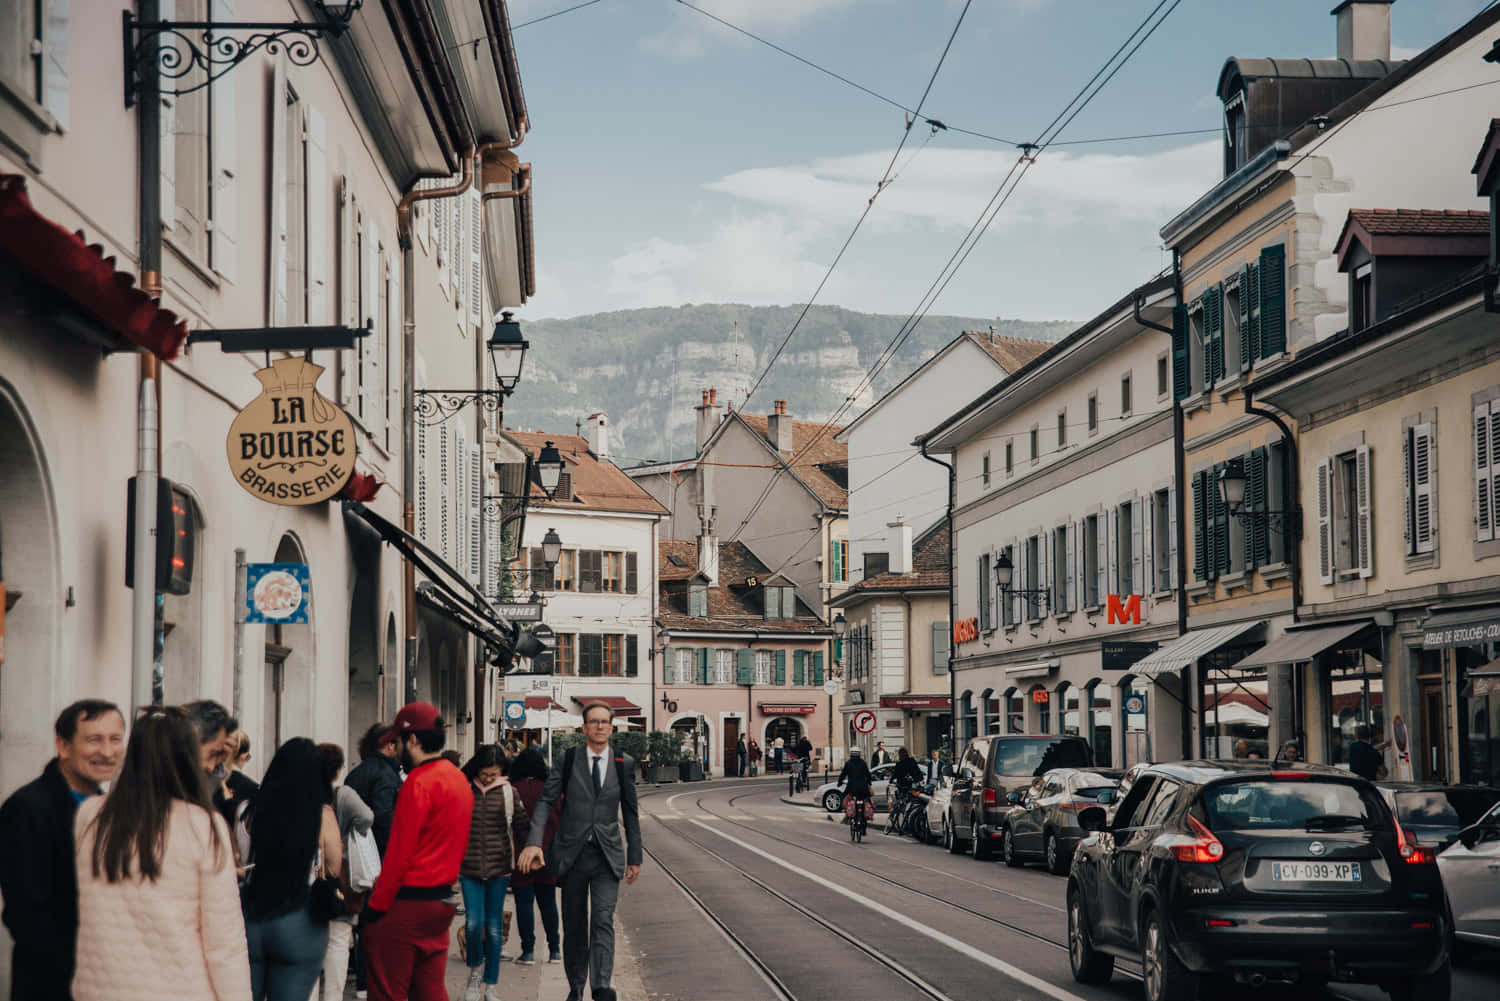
1421,605,1500,786
878,695,952,758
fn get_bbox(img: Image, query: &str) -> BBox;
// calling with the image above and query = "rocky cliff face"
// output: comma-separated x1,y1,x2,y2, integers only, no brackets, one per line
505,304,1073,464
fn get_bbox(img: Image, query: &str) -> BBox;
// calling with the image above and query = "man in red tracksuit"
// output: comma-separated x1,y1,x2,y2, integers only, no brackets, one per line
362,702,474,1001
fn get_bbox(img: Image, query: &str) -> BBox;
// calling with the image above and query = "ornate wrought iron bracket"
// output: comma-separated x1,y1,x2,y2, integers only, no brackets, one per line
1230,508,1302,539
412,389,509,427
123,5,361,109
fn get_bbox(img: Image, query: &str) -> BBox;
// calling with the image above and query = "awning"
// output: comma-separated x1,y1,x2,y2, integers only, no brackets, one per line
879,695,952,710
1004,661,1059,679
572,695,642,717
1422,605,1500,649
0,174,188,359
1231,620,1373,669
524,696,566,712
344,500,516,653
1131,621,1265,677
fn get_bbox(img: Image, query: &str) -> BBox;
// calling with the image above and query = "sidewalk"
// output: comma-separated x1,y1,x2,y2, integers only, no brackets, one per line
440,896,648,1001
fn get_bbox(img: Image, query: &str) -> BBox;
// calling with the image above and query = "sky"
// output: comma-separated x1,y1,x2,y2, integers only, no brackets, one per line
502,0,1488,323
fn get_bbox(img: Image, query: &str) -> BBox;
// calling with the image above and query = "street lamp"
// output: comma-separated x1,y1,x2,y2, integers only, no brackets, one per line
1217,454,1300,536
831,612,848,638
541,527,563,566
535,441,564,500
487,312,529,392
994,551,1048,613
1218,457,1247,515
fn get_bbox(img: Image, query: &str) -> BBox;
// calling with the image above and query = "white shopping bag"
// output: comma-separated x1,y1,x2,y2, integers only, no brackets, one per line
347,828,381,891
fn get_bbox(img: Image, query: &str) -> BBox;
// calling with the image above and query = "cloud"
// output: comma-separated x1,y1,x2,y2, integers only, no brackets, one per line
1391,44,1424,60
643,0,859,60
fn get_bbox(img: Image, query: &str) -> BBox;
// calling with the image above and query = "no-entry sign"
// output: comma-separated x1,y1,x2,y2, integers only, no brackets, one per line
853,710,876,734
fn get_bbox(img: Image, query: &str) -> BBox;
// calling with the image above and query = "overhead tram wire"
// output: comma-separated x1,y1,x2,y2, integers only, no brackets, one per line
725,0,1184,552
735,0,978,417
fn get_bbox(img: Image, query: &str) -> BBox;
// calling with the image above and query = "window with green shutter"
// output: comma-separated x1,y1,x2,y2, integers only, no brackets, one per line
689,583,707,618
812,651,825,686
1259,244,1286,357
1247,447,1270,567
764,586,780,619
1241,262,1261,366
579,634,603,676
1202,284,1225,388
736,648,754,685
933,621,949,675
793,650,806,685
1172,304,1190,401
1210,462,1231,577
1192,470,1208,581
774,650,786,685
697,647,710,685
626,635,638,677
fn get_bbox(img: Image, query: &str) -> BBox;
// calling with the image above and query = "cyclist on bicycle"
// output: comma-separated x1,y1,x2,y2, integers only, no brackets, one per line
885,748,923,828
839,747,873,822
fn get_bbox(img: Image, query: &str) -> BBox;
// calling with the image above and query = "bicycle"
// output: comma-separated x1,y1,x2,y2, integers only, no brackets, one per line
845,793,871,843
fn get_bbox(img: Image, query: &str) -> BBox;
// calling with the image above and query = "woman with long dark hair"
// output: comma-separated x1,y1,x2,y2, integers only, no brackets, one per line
507,747,561,966
73,706,250,1001
458,745,529,1001
236,737,342,1001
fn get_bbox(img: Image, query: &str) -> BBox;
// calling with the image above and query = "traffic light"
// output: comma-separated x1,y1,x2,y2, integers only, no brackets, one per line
126,476,196,595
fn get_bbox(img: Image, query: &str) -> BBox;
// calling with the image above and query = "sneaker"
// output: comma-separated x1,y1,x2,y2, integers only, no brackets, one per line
548,948,562,963
483,987,501,1001
462,968,483,1001
355,993,367,1000
516,951,536,965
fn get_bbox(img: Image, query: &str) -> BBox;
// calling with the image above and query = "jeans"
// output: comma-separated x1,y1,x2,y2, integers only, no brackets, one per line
245,901,330,1001
512,882,560,954
460,874,510,984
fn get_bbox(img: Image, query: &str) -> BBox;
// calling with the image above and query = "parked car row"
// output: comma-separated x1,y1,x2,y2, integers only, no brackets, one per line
824,735,1500,1001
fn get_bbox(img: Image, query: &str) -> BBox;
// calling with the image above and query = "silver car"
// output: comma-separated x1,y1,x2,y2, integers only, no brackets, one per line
1437,799,1500,952
816,762,895,812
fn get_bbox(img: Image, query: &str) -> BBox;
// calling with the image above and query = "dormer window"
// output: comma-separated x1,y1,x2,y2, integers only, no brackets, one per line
763,584,796,619
688,582,707,617
1335,209,1488,332
1351,263,1373,332
1224,91,1248,175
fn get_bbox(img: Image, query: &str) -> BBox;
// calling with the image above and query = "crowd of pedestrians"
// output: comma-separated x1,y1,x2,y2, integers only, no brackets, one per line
0,697,644,1001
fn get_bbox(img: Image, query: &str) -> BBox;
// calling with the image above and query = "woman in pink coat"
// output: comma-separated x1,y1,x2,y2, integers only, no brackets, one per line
73,706,250,1001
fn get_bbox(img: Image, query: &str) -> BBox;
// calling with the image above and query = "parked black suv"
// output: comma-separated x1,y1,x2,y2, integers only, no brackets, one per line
1066,761,1450,1001
944,735,1092,860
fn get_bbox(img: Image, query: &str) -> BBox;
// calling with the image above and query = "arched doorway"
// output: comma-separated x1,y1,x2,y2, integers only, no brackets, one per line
1059,682,1081,737
1085,679,1114,767
1028,684,1051,734
671,713,709,770
765,715,804,747
979,688,996,735
263,533,314,753
346,567,379,749
958,691,975,742
1003,687,1023,733
0,385,60,800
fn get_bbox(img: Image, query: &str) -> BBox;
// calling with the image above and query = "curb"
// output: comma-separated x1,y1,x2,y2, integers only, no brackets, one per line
779,793,823,809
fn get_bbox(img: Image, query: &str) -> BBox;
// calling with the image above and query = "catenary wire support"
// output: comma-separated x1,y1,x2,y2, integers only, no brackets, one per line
122,2,362,108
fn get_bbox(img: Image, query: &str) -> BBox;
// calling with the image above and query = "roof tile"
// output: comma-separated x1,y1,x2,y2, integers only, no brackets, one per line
736,412,848,509
506,431,669,516
961,331,1052,372
657,538,829,633
1346,208,1490,236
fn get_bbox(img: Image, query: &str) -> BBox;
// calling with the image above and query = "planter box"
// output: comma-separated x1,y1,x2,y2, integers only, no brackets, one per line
679,761,705,782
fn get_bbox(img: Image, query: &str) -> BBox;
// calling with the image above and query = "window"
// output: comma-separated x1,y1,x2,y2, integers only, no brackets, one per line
982,452,991,487
1152,488,1172,592
172,0,212,262
1052,525,1070,613
1188,305,1206,396
556,633,576,676
1140,779,1182,828
1024,536,1041,620
1352,263,1373,333
688,583,708,618
1083,515,1100,607
284,92,308,325
1087,393,1098,434
1033,686,1051,733
1224,91,1248,174
764,585,781,619
1116,501,1134,595
1120,374,1132,417
782,586,797,616
1030,426,1040,463
578,634,602,676
579,550,603,593
1200,284,1225,389
755,650,774,685
0,2,43,109
830,539,847,582
558,550,577,591
672,648,692,684
1474,401,1500,543
992,547,1007,628
1405,422,1435,556
1004,441,1014,475
602,551,623,593
1324,448,1372,581
602,634,623,677
1157,355,1169,398
864,552,889,578
1223,280,1242,377
716,649,734,684
932,622,949,675
1006,691,1024,733
1057,411,1068,449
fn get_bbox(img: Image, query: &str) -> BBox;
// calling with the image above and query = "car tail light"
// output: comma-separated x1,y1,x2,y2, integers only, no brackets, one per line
1270,771,1310,779
1411,921,1433,929
983,788,997,806
1206,919,1235,928
1395,818,1434,864
1171,815,1225,864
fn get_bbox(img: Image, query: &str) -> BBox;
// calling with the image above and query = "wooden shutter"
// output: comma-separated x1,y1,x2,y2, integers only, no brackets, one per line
1356,444,1374,579
582,551,602,593
1317,458,1334,584
1478,404,1495,542
812,651,825,685
1095,518,1108,607
267,52,288,325
1247,447,1269,567
359,215,377,424
580,634,602,677
1107,510,1119,597
697,647,710,684
1410,423,1434,554
41,0,70,127
1167,484,1178,588
337,178,356,405
209,0,239,280
437,425,451,559
300,109,328,320
625,551,638,593
1245,261,1262,362
774,650,786,686
1131,498,1144,595
1202,285,1224,388
1036,531,1049,619
454,425,467,571
1142,495,1154,595
932,622,949,675
385,254,399,450
1214,463,1231,578
793,650,805,685
626,635,639,678
469,188,484,325
1259,244,1286,357
468,442,483,585
664,649,676,684
764,586,779,620
484,502,501,598
736,649,754,685
1192,472,1207,581
1171,303,1190,401
1062,525,1074,612
416,415,429,542
977,554,989,630
158,0,176,228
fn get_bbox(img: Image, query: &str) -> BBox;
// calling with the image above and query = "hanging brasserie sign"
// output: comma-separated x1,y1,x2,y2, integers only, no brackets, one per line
227,357,354,505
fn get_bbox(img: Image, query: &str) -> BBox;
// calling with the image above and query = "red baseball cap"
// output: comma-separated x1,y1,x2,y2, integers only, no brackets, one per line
381,701,446,745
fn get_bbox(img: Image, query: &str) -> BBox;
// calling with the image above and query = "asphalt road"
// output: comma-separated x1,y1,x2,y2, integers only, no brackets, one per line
616,777,1500,1001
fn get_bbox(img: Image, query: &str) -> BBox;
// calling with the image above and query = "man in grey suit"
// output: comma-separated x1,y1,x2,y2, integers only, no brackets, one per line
519,702,642,1001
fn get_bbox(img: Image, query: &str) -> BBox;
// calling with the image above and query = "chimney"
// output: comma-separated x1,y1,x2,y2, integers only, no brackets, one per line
696,504,719,585
887,518,913,575
1333,1,1393,63
767,400,795,454
585,412,610,461
695,387,722,453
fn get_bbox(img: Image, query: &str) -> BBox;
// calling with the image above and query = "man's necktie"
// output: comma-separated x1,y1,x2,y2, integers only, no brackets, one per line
592,754,602,793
